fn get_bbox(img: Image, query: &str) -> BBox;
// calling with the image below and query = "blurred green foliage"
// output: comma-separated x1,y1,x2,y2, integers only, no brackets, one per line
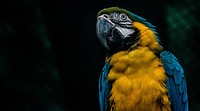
0,0,199,111
165,0,200,110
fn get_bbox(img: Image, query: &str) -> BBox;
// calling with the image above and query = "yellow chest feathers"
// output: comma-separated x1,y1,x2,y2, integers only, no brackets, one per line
107,47,171,111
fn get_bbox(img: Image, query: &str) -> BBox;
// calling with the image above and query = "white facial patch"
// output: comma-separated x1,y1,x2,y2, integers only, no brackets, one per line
115,26,135,39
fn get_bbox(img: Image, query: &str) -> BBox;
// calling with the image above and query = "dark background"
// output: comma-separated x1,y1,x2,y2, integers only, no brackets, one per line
0,0,199,111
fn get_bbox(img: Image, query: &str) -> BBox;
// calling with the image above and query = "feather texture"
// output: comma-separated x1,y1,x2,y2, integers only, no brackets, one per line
161,51,188,111
99,62,111,111
97,7,188,111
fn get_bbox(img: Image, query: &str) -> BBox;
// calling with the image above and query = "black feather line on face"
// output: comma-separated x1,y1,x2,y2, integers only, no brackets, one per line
98,7,163,49
106,28,140,56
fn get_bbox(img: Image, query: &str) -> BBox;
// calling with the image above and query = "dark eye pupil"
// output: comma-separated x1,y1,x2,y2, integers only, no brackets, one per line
121,14,126,20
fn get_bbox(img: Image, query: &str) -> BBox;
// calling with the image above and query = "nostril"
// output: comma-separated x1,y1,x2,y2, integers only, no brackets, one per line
97,14,109,20
103,14,109,18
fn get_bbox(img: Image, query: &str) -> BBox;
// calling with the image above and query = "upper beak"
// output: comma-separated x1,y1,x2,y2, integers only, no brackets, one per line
96,14,115,50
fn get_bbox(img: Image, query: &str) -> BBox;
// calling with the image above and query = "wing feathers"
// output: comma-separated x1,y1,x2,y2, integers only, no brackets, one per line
99,62,111,111
161,50,188,111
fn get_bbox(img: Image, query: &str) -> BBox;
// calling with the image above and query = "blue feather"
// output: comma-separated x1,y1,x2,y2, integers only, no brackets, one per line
99,62,111,111
161,51,188,111
179,78,185,93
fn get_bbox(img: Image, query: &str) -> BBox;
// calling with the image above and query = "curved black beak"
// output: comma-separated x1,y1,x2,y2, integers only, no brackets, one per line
96,15,115,50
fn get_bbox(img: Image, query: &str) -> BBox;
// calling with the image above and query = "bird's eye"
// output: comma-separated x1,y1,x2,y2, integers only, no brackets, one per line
120,13,128,21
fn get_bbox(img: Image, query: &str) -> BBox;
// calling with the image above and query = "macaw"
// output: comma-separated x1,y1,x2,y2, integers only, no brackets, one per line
96,7,188,111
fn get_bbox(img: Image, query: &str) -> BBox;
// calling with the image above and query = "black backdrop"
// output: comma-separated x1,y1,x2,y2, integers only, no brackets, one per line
0,0,199,111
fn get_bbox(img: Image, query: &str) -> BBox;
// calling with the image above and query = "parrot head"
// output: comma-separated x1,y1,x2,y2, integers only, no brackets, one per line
96,7,163,54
